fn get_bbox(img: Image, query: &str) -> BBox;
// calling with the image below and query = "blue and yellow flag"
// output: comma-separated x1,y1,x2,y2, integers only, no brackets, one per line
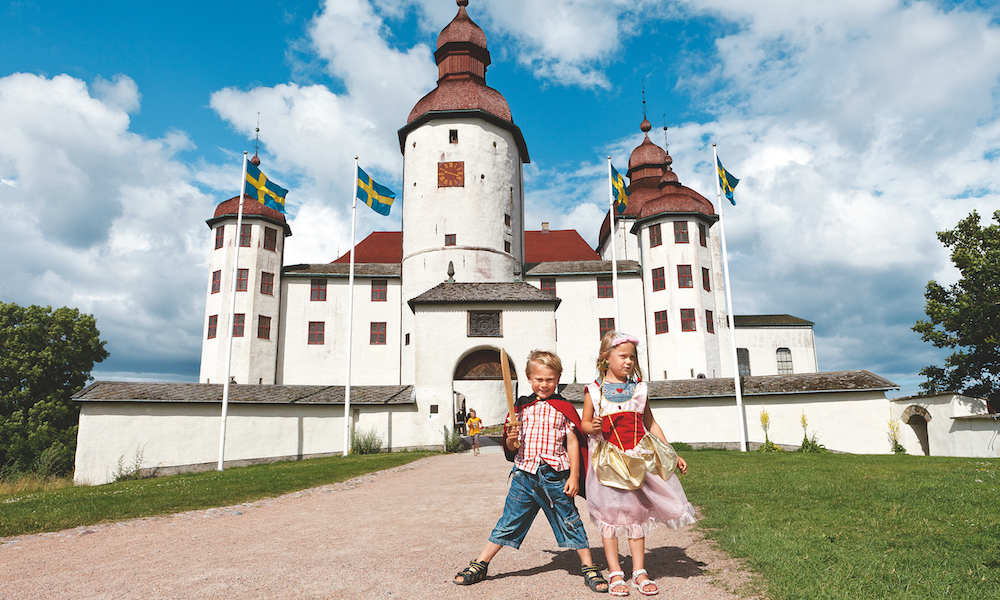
716,155,740,206
611,163,629,214
244,160,288,213
356,166,396,216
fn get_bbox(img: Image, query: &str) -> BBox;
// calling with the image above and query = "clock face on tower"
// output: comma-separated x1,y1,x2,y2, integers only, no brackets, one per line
438,161,465,187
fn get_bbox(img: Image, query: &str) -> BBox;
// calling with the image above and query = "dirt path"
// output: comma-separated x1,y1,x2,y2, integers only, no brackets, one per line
0,451,759,599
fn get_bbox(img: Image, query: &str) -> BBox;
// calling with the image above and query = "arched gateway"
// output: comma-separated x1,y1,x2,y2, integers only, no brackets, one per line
453,348,519,428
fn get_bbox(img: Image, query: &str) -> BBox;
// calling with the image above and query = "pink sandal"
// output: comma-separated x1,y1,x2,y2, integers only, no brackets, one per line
631,569,658,596
607,570,629,596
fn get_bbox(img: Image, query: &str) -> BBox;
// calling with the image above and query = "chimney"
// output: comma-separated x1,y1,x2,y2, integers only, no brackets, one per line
541,222,549,233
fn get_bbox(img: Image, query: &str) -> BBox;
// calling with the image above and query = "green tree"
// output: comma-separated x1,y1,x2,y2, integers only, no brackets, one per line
0,303,109,475
913,210,1000,410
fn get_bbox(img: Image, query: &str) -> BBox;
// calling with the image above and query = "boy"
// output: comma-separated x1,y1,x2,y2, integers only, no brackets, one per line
453,350,609,593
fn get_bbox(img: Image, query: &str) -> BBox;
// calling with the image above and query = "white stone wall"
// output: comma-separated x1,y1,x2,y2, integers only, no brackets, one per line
891,394,1000,458
277,275,401,385
734,326,819,376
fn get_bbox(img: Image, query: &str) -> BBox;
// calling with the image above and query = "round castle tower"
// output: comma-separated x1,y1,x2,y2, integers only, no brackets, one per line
200,157,292,385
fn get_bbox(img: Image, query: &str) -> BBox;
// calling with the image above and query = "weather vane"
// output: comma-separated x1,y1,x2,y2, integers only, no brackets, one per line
253,112,261,158
662,115,669,153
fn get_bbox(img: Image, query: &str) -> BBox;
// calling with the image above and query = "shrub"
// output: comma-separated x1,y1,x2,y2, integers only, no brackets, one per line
443,427,467,453
351,428,384,455
887,418,906,454
671,441,694,452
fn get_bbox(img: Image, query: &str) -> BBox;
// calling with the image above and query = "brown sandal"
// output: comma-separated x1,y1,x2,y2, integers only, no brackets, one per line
453,560,488,585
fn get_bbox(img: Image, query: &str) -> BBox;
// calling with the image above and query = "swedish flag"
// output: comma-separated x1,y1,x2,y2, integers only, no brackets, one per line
716,156,740,206
244,160,288,213
611,163,629,214
357,166,396,216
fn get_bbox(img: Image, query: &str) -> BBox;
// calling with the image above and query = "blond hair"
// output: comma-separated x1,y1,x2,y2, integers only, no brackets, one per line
596,330,643,381
525,349,563,377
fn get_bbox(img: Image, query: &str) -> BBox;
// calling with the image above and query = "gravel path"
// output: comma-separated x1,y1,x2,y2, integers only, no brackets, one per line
0,450,760,599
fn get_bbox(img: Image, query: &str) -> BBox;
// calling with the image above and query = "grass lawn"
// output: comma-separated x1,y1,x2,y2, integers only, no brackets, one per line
681,451,1000,600
0,451,435,538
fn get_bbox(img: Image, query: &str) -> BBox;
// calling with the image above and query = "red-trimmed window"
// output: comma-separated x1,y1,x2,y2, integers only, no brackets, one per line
233,313,245,337
263,227,277,251
370,322,387,345
674,221,689,243
706,310,715,334
445,234,456,246
258,315,271,340
597,276,613,298
371,279,387,301
652,267,666,291
240,224,252,247
649,223,662,247
699,223,708,247
654,310,668,334
236,268,249,292
702,267,711,292
680,309,696,331
311,279,327,301
211,270,221,294
504,240,511,253
540,278,556,296
678,265,693,288
261,272,274,295
308,322,325,345
599,317,616,339
214,226,224,249
207,315,218,339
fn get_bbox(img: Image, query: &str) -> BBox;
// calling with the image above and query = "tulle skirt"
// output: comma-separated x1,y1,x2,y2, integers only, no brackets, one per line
586,440,697,539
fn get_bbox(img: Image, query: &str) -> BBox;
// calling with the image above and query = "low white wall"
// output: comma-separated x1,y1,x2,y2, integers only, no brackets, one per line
891,395,1000,458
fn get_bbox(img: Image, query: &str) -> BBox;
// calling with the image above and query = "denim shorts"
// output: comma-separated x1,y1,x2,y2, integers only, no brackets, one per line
488,465,589,550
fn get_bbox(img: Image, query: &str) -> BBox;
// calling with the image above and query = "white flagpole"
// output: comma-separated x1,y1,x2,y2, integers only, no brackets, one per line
219,152,249,470
713,143,747,452
607,156,620,326
343,157,359,457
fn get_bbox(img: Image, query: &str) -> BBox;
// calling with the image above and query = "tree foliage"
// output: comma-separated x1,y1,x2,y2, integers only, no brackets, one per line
0,302,109,475
913,210,1000,410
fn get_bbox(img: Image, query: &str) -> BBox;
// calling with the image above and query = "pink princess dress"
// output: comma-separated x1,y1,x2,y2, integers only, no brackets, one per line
585,380,697,538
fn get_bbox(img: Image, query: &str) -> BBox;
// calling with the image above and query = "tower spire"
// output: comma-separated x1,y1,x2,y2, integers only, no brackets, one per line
251,113,261,166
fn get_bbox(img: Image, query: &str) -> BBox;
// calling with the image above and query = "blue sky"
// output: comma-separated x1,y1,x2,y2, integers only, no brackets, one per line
2,0,999,397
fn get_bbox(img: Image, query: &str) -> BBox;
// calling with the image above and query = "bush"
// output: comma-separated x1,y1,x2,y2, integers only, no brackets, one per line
671,441,694,452
797,433,827,453
351,428,384,455
443,427,467,453
758,440,783,453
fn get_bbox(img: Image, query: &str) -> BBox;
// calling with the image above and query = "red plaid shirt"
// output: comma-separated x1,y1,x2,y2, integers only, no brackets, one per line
514,400,573,474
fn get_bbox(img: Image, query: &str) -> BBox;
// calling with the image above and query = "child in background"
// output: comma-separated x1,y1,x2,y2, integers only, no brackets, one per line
453,350,609,593
466,409,483,456
581,332,696,596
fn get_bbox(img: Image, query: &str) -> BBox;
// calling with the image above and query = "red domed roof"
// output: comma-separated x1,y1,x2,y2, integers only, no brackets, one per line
637,185,715,220
438,1,487,48
407,79,512,124
213,195,287,222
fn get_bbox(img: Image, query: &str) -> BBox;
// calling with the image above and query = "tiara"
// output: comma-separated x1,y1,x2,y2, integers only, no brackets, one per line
611,333,640,348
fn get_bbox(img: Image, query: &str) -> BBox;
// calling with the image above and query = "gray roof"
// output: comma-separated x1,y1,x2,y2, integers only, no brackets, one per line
283,263,401,278
557,370,897,402
73,382,414,405
734,314,814,327
524,260,641,276
408,282,561,310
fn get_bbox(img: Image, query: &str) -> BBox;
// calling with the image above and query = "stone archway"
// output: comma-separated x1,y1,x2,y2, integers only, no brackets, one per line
453,348,517,427
901,405,931,456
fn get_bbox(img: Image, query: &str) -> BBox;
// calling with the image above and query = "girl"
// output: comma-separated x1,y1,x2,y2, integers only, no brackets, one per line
466,409,483,456
581,331,696,596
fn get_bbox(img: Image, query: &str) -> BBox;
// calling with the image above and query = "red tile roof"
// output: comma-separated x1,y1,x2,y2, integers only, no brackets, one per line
525,230,599,262
213,195,286,222
332,231,402,264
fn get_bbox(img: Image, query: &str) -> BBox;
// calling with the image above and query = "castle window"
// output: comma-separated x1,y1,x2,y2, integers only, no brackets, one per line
706,310,715,334
652,267,666,291
540,278,556,296
680,309,696,331
240,224,252,247
236,269,249,292
370,322,387,345
505,214,511,226
504,240,511,253
264,227,277,251
445,234,456,246
599,318,616,339
211,270,221,294
654,310,668,334
215,226,224,249
737,348,751,377
677,265,693,288
673,221,689,243
371,279,387,301
261,272,274,295
449,129,458,143
649,223,662,247
702,268,711,292
308,322,325,345
777,348,793,374
233,314,245,337
207,315,218,339
699,223,708,247
597,276,613,298
405,333,410,345
258,316,271,340
311,279,327,301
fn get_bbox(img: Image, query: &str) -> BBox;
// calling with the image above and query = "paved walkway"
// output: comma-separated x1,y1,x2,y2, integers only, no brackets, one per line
0,451,757,600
